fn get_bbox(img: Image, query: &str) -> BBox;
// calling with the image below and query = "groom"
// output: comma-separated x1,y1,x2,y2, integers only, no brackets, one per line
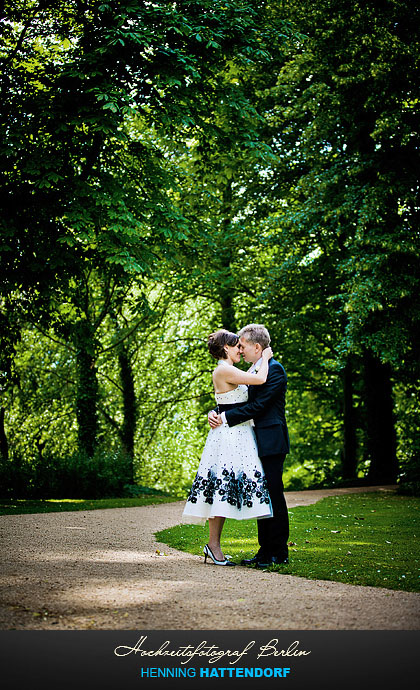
208,324,290,567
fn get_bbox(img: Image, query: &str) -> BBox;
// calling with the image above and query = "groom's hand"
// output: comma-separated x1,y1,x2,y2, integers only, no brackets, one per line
208,410,222,428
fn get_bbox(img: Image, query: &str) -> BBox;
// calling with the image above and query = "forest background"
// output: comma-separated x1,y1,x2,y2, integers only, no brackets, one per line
0,0,419,501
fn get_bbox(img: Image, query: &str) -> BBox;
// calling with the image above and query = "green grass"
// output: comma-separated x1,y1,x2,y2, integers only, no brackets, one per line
156,492,420,593
0,493,178,515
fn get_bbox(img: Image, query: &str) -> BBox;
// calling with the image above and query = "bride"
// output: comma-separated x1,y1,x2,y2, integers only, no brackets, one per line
182,329,273,566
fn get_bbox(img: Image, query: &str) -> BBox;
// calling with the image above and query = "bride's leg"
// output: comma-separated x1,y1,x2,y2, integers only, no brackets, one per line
208,516,226,560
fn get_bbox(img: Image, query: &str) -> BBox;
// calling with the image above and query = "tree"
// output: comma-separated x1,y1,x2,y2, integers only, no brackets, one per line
1,0,290,455
244,0,420,483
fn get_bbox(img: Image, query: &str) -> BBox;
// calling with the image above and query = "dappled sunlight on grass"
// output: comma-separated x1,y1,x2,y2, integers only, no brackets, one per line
157,493,420,593
0,494,178,515
228,538,256,546
46,499,86,503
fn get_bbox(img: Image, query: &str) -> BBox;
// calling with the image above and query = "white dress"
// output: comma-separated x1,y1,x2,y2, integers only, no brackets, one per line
182,384,272,525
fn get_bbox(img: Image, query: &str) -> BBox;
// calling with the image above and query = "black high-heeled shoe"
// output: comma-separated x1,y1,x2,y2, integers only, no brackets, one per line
203,544,236,566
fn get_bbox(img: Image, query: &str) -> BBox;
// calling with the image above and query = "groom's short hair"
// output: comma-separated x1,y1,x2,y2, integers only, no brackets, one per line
238,324,271,349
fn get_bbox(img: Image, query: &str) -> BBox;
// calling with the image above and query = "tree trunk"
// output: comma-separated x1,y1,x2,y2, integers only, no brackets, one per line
219,181,237,332
75,331,99,457
220,294,236,333
0,407,8,460
119,346,136,483
363,349,398,483
341,357,358,479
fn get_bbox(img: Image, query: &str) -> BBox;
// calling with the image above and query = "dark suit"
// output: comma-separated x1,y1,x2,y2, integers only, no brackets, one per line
224,358,290,560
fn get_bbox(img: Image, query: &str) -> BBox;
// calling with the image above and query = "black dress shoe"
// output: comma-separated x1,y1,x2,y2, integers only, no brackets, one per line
240,554,264,566
256,555,289,568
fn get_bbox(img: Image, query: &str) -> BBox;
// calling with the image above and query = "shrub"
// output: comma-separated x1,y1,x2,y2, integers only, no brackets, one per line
0,448,133,498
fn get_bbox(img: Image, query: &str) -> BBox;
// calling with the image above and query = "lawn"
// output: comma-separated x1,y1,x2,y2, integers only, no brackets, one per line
156,492,420,593
0,492,178,515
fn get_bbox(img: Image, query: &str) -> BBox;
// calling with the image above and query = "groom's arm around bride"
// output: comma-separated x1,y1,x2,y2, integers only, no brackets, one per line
223,357,290,458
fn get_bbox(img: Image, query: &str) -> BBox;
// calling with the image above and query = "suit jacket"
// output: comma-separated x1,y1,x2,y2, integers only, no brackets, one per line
224,358,290,457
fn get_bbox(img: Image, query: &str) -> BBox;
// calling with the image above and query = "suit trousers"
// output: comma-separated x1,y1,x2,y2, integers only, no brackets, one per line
257,453,289,559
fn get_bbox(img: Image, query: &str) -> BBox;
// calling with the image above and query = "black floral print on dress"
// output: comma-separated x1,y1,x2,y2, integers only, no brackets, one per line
186,466,270,509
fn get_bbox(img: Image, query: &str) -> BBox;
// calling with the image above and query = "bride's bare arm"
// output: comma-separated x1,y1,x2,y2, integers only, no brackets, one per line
213,347,273,387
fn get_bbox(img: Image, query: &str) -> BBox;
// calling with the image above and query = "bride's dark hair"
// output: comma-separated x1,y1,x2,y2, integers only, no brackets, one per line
208,329,239,359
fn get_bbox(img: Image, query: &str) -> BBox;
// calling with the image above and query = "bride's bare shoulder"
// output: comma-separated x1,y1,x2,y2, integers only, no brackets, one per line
212,362,232,383
213,364,227,379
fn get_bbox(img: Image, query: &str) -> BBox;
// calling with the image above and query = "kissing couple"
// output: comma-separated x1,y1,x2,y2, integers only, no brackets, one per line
182,323,290,568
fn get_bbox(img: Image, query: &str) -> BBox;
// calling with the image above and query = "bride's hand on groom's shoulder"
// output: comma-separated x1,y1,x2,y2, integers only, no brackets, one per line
262,346,273,360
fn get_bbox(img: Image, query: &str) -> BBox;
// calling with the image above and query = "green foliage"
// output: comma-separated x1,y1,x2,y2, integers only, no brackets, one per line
0,0,418,497
264,0,420,374
158,492,420,592
1,0,293,466
0,448,133,498
0,0,289,290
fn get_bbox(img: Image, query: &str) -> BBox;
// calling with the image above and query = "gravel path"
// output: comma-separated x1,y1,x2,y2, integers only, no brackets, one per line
1,485,419,630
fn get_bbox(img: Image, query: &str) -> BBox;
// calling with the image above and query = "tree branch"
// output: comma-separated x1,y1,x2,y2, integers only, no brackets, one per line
141,391,213,405
97,370,124,392
30,324,77,353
